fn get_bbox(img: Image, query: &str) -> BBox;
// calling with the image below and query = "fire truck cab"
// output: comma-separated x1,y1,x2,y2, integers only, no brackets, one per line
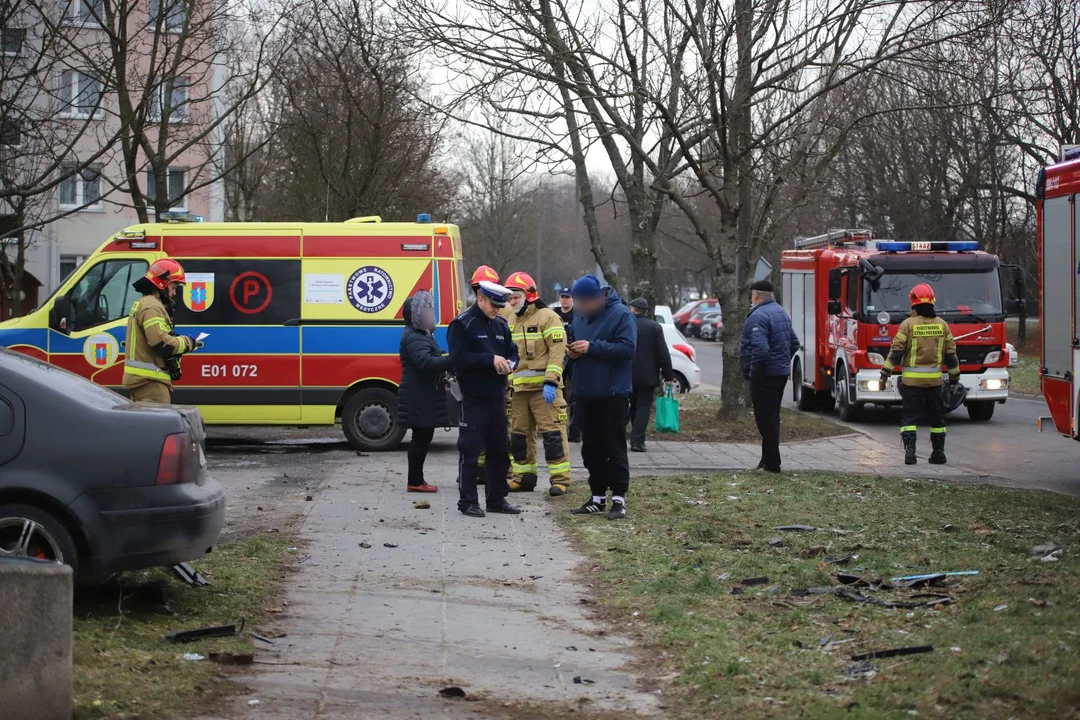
782,230,1018,422
1036,151,1080,441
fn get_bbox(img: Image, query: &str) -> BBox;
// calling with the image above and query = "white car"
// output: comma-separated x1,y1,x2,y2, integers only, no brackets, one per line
661,323,701,393
654,304,674,325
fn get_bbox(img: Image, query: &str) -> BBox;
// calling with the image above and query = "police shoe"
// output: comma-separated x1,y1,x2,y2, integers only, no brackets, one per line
459,503,486,518
486,500,523,514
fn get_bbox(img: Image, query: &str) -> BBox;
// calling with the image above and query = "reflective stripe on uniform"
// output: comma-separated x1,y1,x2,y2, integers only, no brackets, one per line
902,366,942,378
930,427,946,434
900,425,917,433
512,462,538,474
543,326,565,339
144,317,168,330
124,359,171,382
512,369,547,386
545,364,563,375
547,461,571,474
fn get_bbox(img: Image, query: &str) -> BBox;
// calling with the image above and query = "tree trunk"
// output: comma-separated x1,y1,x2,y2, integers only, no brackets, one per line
629,209,657,305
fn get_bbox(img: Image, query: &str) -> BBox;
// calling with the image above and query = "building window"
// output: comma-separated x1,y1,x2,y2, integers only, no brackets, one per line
59,71,102,118
0,121,20,147
148,0,186,30
148,77,188,122
146,167,187,211
59,164,102,210
67,0,104,25
59,254,86,282
1,28,26,57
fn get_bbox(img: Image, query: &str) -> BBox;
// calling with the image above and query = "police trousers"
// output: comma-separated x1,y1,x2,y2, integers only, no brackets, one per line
457,393,511,509
899,382,946,435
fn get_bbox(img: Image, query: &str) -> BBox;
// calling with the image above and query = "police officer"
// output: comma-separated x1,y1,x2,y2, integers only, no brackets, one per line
122,258,200,403
468,265,500,483
503,271,572,496
880,283,960,465
447,280,522,518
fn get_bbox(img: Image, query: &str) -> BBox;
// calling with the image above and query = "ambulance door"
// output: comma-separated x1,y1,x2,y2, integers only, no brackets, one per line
46,256,152,389
165,227,303,423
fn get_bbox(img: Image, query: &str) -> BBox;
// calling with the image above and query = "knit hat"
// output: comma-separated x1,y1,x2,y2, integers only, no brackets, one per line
571,274,604,299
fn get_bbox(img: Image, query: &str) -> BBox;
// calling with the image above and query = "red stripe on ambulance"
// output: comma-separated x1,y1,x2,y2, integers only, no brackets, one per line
164,235,302,258
179,355,300,386
304,236,432,258
302,355,402,387
437,260,456,325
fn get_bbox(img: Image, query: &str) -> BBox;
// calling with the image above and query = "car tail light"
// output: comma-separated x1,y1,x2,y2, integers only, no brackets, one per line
674,343,695,362
157,431,194,485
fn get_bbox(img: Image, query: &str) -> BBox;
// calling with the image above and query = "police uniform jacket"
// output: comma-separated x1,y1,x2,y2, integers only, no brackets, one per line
883,311,960,388
447,303,519,398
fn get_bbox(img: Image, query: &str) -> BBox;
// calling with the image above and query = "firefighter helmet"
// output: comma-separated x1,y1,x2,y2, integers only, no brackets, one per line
909,282,935,307
145,258,187,290
504,271,539,302
470,265,499,287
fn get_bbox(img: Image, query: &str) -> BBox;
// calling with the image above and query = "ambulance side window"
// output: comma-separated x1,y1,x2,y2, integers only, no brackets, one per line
68,260,148,332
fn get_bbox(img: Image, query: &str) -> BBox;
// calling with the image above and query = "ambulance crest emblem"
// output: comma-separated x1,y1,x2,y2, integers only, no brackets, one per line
82,333,119,368
347,266,394,314
183,273,215,312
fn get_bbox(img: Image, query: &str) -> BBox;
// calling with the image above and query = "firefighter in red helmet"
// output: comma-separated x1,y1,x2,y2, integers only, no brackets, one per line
880,282,960,465
122,258,201,403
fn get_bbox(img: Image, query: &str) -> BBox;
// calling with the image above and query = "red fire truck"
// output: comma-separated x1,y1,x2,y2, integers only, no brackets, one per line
781,230,1020,422
1036,150,1080,441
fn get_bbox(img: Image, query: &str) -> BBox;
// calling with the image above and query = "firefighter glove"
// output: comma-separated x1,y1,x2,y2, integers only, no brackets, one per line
949,373,961,386
879,370,890,387
543,383,557,405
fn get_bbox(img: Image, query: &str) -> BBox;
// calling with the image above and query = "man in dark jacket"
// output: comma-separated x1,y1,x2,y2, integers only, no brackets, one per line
628,298,674,452
567,275,637,520
447,281,522,518
739,279,800,473
553,286,581,442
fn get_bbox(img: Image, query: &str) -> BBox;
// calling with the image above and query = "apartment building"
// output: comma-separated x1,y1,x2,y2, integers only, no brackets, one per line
1,0,225,299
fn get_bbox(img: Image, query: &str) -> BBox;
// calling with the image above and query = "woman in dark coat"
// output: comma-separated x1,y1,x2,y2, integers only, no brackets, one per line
398,290,452,492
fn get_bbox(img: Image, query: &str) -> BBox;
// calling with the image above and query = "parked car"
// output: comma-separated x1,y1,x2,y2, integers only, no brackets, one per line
686,304,723,338
674,299,719,333
661,324,701,393
0,348,225,584
654,304,674,326
698,310,725,342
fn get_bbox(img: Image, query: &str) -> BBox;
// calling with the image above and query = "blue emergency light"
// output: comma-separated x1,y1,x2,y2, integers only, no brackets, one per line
877,240,978,252
416,213,432,223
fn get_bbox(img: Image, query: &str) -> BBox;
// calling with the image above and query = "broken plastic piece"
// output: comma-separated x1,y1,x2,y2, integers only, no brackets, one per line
851,645,933,661
889,570,978,583
359,542,372,549
573,676,595,684
383,543,399,548
439,687,467,698
825,554,857,565
165,619,244,644
741,576,770,586
172,562,210,586
774,524,816,532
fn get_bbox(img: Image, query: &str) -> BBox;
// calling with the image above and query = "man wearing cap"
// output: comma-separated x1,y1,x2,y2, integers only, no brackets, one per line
739,279,800,473
628,298,674,452
567,275,637,520
553,285,581,443
447,280,523,518
467,265,500,484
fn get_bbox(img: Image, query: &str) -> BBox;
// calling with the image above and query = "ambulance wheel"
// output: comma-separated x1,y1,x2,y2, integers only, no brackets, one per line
835,366,861,422
342,388,407,451
966,401,995,422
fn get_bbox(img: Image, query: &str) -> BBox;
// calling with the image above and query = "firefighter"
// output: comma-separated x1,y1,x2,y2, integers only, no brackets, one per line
122,258,200,403
469,265,501,484
880,283,960,465
503,271,571,496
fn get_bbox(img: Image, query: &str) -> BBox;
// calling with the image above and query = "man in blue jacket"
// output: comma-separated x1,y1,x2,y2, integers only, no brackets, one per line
566,275,637,520
447,280,522,518
739,279,801,473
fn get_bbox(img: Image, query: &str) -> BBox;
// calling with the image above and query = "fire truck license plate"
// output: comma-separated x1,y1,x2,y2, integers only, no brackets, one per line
911,241,932,250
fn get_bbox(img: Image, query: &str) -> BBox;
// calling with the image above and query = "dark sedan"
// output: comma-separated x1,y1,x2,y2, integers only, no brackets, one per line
0,349,224,583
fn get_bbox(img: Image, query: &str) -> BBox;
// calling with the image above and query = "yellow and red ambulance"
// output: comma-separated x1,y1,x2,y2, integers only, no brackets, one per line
0,215,468,450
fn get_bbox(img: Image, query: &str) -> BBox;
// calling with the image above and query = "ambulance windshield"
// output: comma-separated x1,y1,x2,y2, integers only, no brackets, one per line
864,269,1003,321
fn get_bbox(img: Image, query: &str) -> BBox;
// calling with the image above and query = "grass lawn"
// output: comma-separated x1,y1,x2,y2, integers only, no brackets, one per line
72,532,297,719
647,393,847,443
1009,355,1041,396
560,472,1080,719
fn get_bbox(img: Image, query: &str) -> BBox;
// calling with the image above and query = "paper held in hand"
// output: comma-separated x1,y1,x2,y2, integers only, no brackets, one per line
196,332,210,342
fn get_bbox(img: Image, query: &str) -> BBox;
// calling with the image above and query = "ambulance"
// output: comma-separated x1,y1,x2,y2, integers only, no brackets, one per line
0,215,468,450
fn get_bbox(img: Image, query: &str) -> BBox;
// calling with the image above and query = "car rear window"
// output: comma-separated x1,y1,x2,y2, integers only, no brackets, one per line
2,350,128,409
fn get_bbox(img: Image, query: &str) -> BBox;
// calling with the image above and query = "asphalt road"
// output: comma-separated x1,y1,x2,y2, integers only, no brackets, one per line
692,339,1079,495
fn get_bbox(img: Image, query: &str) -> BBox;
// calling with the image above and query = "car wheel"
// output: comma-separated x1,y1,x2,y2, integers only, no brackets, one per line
0,505,79,574
834,366,861,422
342,388,407,451
674,371,690,394
966,400,995,422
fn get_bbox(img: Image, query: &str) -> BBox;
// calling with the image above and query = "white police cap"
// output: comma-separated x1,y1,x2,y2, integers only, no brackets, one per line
477,280,512,307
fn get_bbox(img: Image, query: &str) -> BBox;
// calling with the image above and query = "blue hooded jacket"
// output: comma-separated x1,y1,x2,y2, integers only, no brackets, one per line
739,298,800,379
569,288,637,399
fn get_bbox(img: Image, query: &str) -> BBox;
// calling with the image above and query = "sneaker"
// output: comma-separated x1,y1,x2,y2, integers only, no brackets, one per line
608,500,627,520
459,503,486,518
486,499,523,514
572,500,606,515
548,484,568,497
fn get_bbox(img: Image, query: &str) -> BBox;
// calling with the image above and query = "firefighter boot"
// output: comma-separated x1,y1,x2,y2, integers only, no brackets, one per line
902,431,917,465
508,432,538,492
929,429,947,465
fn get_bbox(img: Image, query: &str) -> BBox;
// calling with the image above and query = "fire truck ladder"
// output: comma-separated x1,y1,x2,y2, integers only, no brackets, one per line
793,229,874,250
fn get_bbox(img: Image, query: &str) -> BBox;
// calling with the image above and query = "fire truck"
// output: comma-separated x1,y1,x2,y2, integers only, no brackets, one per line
781,229,1021,422
1036,149,1080,441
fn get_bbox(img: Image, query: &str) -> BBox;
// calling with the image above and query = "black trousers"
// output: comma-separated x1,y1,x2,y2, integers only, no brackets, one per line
407,427,435,486
750,376,788,471
564,366,580,437
899,382,946,432
579,397,631,497
457,393,511,508
629,385,656,446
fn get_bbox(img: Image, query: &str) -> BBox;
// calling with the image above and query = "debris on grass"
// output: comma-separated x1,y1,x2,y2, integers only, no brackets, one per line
994,604,1008,612
843,660,876,680
1042,550,1063,562
1032,543,1060,556
439,687,467,699
851,646,933,661
181,653,205,661
209,651,254,665
573,676,595,685
889,570,979,583
164,621,243,644
774,524,817,532
413,501,431,509
741,576,770,586
383,543,399,548
767,537,786,548
172,562,210,587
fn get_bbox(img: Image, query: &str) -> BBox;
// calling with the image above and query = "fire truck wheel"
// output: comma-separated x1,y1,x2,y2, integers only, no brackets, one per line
793,362,818,411
342,388,408,451
834,366,861,422
966,401,995,422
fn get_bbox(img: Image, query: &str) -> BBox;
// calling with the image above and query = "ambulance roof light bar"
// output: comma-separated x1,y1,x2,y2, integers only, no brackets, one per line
159,212,202,223
876,240,979,252
793,228,874,250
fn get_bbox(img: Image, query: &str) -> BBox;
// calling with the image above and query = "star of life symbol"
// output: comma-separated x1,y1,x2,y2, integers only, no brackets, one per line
347,265,394,313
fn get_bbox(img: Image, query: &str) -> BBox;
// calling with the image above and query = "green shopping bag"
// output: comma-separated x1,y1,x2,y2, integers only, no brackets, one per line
654,385,680,433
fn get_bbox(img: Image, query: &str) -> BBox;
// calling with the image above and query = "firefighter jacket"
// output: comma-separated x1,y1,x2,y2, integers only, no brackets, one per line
883,312,960,388
507,302,567,391
122,293,191,388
